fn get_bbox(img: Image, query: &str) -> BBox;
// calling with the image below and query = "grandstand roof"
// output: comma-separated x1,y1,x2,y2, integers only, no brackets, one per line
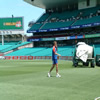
24,0,85,9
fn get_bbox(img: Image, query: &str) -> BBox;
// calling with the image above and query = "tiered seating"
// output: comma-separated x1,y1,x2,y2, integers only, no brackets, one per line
57,46,73,56
0,45,12,51
73,16,100,26
81,6,100,17
94,44,100,56
6,48,45,56
5,46,74,56
28,13,50,31
28,6,100,31
28,23,43,31
1,42,31,53
0,42,21,45
31,48,51,56
41,21,74,29
48,10,79,20
5,45,100,57
37,13,49,22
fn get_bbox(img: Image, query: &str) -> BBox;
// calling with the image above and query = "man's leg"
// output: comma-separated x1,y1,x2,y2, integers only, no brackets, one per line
48,64,55,77
56,63,61,77
49,64,55,73
56,64,58,74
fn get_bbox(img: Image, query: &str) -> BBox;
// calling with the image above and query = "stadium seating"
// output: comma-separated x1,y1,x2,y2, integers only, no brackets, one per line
0,45,12,51
28,23,43,31
5,46,74,56
48,10,80,21
0,42,21,45
57,46,74,56
41,21,74,29
94,44,100,56
73,16,100,26
28,13,50,31
5,48,45,56
28,6,100,31
81,6,100,17
37,13,50,22
0,42,31,53
5,45,100,57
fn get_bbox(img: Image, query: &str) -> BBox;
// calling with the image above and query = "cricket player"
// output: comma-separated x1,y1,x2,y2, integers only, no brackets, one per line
48,41,61,77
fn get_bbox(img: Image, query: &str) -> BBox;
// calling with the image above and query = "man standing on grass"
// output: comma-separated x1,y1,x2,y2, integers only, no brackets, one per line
48,41,61,78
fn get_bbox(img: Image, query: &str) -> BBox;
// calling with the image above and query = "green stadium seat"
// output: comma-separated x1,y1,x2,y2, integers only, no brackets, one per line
5,45,100,57
94,44,100,56
37,13,50,22
5,46,74,57
48,10,80,20
0,45,12,51
81,6,100,17
28,6,100,32
28,23,43,31
1,42,31,53
41,21,74,29
73,16,100,26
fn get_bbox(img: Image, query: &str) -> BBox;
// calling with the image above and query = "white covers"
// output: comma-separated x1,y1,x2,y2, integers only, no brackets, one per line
76,42,93,62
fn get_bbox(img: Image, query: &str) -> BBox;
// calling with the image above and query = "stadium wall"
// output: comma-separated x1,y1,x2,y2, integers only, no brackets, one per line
78,0,97,9
97,0,100,4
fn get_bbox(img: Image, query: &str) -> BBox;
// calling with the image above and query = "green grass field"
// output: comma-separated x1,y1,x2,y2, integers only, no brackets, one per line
0,60,100,100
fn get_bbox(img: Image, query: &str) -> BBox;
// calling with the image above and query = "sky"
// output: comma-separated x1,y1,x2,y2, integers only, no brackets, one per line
0,0,45,36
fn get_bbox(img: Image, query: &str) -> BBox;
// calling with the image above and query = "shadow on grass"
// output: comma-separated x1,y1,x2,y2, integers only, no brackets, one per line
46,75,56,78
72,64,93,68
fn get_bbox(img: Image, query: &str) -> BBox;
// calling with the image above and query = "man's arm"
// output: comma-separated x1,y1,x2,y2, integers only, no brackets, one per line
53,46,61,56
55,52,61,56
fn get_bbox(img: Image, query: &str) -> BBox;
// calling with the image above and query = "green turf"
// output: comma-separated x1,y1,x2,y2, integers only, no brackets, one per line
0,60,100,100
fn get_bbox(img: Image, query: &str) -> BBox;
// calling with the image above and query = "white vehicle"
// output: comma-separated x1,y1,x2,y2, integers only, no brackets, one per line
0,56,5,60
73,42,95,68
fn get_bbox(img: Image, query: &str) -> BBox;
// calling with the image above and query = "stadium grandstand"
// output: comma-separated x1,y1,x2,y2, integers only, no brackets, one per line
25,0,100,48
23,0,100,58
0,0,100,60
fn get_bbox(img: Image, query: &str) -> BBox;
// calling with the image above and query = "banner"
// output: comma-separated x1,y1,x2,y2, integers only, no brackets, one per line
27,33,100,42
12,56,19,60
28,56,33,60
0,17,24,30
85,34,100,38
20,56,27,60
5,56,11,60
77,35,83,39
67,36,70,40
56,37,66,40
42,38,55,41
0,54,4,56
27,38,40,42
27,22,100,33
70,36,76,40
4,56,73,60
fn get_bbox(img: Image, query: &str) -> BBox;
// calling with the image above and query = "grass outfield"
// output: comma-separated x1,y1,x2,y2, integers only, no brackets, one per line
0,60,100,100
